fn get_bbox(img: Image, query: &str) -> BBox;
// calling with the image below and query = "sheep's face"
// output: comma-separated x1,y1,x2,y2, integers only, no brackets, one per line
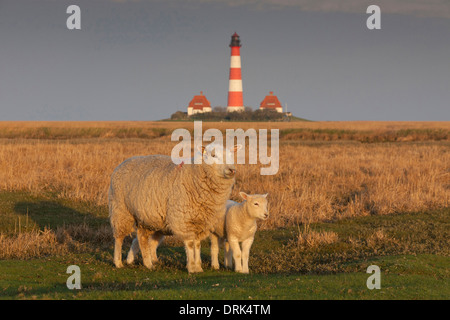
240,192,269,220
199,143,242,179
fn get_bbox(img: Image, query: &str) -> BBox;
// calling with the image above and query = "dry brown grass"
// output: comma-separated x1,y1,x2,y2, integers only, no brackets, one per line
0,223,114,259
0,120,448,142
0,121,448,230
1,120,449,131
0,228,67,259
295,224,339,248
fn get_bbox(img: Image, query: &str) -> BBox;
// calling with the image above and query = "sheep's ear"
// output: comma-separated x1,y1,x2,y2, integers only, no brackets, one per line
262,193,268,198
239,192,249,200
231,144,242,153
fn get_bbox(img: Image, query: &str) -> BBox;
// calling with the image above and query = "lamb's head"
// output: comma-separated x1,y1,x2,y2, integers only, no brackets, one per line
240,192,269,220
198,143,242,179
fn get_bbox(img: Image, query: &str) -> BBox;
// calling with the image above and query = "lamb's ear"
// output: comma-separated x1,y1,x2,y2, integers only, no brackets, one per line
230,144,242,153
262,193,268,198
239,192,249,200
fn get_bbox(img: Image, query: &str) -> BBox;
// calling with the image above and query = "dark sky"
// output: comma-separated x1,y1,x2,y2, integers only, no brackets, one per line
1,0,449,121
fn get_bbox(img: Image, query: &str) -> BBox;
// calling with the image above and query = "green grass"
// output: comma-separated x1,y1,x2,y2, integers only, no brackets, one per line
1,254,448,300
0,191,448,300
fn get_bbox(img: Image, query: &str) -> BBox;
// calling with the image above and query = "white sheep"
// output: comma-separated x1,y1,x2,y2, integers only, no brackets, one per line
210,192,269,273
108,143,240,273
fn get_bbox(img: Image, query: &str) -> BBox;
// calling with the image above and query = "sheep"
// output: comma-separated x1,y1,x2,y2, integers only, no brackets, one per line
108,143,241,273
210,192,269,273
209,205,232,270
126,231,165,266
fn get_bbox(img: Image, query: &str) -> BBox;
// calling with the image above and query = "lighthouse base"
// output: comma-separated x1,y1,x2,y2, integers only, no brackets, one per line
227,106,245,112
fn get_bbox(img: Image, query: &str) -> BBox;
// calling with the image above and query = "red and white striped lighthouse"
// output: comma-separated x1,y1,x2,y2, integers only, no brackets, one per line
227,32,244,112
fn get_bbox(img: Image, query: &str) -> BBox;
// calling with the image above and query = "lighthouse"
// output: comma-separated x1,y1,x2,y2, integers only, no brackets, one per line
227,32,245,112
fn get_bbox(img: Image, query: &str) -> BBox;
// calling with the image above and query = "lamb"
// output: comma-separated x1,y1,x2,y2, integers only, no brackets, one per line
108,143,241,273
210,192,269,273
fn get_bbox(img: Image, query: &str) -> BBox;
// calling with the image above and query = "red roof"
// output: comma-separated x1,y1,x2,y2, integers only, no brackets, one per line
260,91,282,110
188,91,211,110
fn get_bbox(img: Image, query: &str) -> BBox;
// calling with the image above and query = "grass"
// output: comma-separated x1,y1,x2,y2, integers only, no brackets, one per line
0,132,448,226
0,121,448,300
0,122,448,142
1,254,448,300
0,191,448,300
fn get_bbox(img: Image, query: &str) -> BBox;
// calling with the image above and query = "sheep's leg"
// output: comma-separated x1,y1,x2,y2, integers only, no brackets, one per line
113,236,125,268
110,204,134,268
228,238,243,273
137,228,153,269
210,234,220,270
193,239,204,273
149,232,165,263
184,240,196,273
126,232,164,265
241,238,254,274
126,237,140,265
223,240,233,269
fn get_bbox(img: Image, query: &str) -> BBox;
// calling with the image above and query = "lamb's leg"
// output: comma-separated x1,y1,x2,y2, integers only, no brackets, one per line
223,240,233,269
210,234,220,270
228,238,243,273
193,239,203,273
241,238,254,274
126,237,140,265
149,231,165,263
137,228,153,269
184,240,196,273
126,232,164,265
113,236,125,268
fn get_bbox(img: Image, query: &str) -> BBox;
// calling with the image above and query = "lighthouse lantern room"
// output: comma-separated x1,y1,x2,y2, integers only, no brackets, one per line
227,33,245,112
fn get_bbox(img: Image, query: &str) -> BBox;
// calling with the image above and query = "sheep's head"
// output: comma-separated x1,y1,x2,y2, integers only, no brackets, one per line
197,143,242,179
240,192,269,220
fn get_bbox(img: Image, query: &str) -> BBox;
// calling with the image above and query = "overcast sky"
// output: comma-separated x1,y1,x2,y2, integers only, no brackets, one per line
0,0,449,121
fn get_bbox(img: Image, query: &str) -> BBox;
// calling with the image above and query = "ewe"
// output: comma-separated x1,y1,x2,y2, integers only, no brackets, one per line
210,192,269,273
108,143,240,273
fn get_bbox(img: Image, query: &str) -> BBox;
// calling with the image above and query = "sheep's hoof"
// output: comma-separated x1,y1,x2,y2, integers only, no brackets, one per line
187,264,203,273
114,261,124,268
195,266,204,273
211,263,220,270
192,265,203,273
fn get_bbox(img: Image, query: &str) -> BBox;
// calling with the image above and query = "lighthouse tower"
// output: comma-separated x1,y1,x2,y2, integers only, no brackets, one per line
227,33,244,112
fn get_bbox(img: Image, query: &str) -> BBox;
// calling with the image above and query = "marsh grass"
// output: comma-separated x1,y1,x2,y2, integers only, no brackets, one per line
0,130,448,227
1,191,447,276
0,121,448,300
280,128,449,142
0,191,448,300
0,122,448,260
295,223,339,248
0,228,66,260
249,208,449,275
